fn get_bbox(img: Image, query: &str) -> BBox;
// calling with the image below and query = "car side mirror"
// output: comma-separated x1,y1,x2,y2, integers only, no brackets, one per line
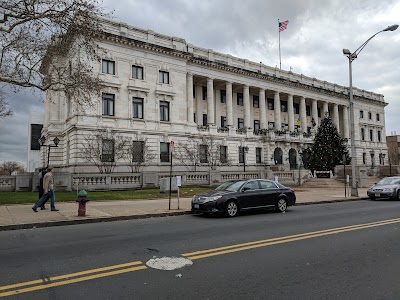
242,187,250,192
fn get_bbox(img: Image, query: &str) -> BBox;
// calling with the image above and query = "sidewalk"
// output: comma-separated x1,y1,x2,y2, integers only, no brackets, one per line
0,187,369,231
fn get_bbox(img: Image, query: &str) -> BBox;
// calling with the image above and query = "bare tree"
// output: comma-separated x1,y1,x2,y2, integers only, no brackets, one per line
0,161,25,175
0,0,108,106
80,132,128,174
175,135,229,172
0,91,12,118
121,138,156,173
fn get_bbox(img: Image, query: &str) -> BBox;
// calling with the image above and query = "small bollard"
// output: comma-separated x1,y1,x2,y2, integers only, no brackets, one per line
76,190,90,217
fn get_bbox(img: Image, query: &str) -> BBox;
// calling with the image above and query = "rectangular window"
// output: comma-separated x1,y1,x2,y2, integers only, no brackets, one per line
237,93,243,106
193,84,196,98
378,130,381,142
370,129,373,141
202,86,207,100
360,110,364,119
253,96,259,108
160,101,169,121
193,112,196,122
256,147,262,164
101,139,114,162
200,145,208,163
239,147,244,164
160,142,170,162
221,116,226,127
159,71,169,84
363,153,366,164
30,124,43,150
102,93,115,116
132,65,144,79
254,120,260,131
281,101,288,112
203,114,208,126
267,98,274,110
317,107,321,117
220,90,226,103
294,103,300,114
376,113,380,121
132,141,144,162
102,59,115,75
238,118,244,129
132,97,143,119
368,112,372,120
361,128,365,141
306,105,311,116
220,145,227,163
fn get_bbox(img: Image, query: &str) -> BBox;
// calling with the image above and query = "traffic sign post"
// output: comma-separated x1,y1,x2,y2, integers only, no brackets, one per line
176,175,181,209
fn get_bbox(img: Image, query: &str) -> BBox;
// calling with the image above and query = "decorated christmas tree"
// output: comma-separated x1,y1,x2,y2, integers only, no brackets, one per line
308,115,350,172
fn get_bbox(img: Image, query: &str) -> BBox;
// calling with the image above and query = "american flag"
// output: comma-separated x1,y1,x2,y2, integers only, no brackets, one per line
279,20,289,32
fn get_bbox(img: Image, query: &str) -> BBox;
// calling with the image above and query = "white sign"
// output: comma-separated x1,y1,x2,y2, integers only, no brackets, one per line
274,176,279,183
346,175,350,183
176,175,182,187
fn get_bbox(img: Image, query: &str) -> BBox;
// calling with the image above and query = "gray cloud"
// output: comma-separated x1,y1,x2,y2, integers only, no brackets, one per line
1,0,399,165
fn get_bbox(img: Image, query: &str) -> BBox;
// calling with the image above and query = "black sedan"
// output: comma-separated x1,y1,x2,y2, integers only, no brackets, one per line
191,179,296,217
367,176,400,200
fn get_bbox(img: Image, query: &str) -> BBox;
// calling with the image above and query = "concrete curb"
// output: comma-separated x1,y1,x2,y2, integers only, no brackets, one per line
0,197,370,231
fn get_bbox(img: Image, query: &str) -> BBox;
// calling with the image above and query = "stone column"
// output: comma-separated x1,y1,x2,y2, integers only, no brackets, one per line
333,103,340,132
226,82,233,126
274,91,281,130
311,99,318,128
196,84,203,125
322,101,329,117
186,73,193,122
343,105,349,139
287,94,294,132
207,78,214,125
300,96,307,133
259,89,267,129
243,85,251,128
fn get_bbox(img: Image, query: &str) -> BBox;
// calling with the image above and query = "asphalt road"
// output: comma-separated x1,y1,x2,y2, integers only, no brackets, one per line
1,199,400,299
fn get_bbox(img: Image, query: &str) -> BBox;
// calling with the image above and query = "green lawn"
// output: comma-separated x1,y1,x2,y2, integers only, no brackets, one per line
0,187,213,205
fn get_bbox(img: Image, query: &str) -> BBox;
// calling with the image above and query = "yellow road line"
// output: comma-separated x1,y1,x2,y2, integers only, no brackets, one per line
183,218,400,260
0,261,143,291
0,265,147,298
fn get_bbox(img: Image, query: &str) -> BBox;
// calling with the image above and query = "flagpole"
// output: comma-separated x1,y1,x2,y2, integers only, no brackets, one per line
278,19,281,69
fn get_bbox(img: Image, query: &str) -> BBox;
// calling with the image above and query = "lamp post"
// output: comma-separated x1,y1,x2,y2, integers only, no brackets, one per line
298,150,303,186
342,24,398,197
38,136,60,167
242,146,249,173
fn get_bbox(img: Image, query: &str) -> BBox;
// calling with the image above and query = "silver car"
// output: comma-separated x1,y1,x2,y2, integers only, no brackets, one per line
367,176,400,200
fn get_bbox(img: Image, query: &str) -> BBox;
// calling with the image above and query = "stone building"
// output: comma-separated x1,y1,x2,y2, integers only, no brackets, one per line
41,18,388,173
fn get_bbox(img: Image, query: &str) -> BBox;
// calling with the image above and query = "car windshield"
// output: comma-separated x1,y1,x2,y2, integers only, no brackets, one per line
377,178,400,185
215,181,246,192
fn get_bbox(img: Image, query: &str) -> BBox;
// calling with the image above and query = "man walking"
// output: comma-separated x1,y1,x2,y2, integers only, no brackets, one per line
37,168,48,210
32,166,59,212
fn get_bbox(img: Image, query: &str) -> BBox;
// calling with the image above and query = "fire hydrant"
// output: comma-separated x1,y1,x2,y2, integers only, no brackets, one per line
76,190,89,216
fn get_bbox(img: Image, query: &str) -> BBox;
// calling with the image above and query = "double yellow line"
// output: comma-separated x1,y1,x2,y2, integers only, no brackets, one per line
0,261,147,297
2,217,400,297
182,217,400,260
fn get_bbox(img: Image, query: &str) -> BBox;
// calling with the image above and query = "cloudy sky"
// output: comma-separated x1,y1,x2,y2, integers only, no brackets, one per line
1,0,399,166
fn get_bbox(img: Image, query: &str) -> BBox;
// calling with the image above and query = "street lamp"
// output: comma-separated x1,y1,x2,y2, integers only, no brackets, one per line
298,150,303,186
342,24,398,197
38,136,60,167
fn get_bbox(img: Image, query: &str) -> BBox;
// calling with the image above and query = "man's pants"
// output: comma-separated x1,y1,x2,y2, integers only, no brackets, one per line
33,190,55,210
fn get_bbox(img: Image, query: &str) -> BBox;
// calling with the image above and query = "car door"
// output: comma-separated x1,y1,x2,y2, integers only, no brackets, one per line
239,180,261,209
258,180,280,206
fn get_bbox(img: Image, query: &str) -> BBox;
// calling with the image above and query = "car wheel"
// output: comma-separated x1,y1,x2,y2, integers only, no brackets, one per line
276,198,287,212
397,191,400,201
225,200,238,217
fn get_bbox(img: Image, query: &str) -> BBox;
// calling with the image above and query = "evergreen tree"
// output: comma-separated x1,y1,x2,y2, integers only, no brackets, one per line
308,116,350,172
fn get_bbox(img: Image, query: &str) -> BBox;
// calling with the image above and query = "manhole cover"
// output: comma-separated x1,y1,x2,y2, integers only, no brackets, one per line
146,256,193,271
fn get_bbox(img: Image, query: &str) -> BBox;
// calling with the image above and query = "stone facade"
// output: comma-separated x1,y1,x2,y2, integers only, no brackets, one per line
41,18,388,173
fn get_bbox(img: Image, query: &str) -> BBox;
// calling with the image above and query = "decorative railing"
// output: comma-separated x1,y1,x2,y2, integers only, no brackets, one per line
254,129,269,135
186,174,209,183
274,130,287,136
197,125,209,131
236,128,246,134
217,126,229,133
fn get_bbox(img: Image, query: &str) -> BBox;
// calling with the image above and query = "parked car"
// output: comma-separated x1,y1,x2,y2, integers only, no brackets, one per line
367,176,400,200
191,179,296,217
